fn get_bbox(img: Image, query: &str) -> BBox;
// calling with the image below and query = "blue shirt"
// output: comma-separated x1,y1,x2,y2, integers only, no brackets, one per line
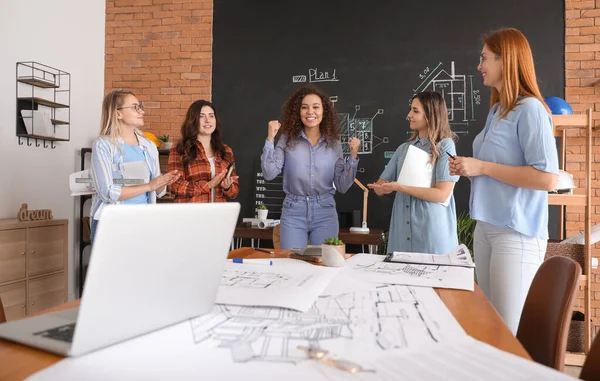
380,137,459,254
261,132,359,196
120,143,150,205
90,134,165,220
470,97,559,239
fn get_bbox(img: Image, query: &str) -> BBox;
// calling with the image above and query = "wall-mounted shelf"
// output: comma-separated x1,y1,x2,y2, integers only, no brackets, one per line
16,62,70,149
17,97,69,108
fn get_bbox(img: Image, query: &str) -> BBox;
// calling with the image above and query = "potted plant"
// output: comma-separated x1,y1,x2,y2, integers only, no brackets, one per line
257,204,268,220
321,237,346,267
159,135,173,150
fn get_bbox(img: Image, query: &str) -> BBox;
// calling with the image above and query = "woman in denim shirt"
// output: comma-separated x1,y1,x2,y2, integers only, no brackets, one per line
369,91,459,255
90,90,179,243
261,85,360,249
450,28,559,334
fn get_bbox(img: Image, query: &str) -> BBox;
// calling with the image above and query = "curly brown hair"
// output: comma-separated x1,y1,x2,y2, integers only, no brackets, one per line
278,84,340,150
175,100,230,168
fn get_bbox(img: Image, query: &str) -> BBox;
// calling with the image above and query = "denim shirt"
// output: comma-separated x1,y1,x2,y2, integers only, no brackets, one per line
90,134,165,220
261,132,359,197
470,98,559,239
380,137,459,254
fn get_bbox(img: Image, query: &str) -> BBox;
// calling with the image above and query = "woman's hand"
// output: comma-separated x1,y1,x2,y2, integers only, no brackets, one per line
221,175,239,190
208,169,228,188
348,137,361,159
267,120,281,142
449,156,485,177
367,180,399,195
147,170,180,192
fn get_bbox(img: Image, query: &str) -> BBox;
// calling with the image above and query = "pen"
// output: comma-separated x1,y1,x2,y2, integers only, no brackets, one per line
232,258,273,266
254,248,275,255
446,151,455,160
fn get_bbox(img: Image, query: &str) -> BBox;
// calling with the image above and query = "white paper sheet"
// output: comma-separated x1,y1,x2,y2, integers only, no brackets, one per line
388,244,475,268
21,109,54,137
310,336,577,381
343,254,474,291
397,144,433,188
216,258,340,312
69,170,96,196
27,285,466,381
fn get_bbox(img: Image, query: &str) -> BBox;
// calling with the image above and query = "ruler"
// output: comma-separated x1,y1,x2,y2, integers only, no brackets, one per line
75,178,145,185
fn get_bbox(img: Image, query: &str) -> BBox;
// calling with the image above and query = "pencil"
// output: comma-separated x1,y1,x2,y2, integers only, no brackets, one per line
254,248,275,255
446,151,455,159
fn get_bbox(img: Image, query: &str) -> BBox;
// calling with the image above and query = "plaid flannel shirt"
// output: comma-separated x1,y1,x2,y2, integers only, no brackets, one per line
168,141,239,203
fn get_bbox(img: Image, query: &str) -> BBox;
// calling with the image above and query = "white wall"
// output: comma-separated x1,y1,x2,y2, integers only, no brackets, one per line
0,0,105,300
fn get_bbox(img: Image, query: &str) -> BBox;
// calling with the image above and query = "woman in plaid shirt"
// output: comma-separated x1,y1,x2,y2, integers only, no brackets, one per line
168,100,239,203
261,85,360,249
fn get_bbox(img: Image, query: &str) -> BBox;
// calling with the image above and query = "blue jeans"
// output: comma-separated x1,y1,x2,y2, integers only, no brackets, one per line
279,194,339,250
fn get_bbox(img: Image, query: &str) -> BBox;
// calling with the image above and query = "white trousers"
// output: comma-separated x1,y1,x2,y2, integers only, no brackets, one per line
474,221,547,335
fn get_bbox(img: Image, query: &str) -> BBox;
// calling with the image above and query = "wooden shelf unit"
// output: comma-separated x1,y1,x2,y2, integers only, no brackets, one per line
551,108,593,359
0,219,68,321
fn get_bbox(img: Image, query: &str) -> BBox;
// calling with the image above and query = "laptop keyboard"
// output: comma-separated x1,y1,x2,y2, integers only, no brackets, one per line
33,323,76,343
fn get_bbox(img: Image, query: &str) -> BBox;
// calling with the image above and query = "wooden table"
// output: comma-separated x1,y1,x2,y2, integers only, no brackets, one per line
234,226,385,253
0,248,530,380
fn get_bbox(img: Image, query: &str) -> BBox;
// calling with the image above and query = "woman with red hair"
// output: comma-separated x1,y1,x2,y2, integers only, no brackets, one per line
450,28,559,334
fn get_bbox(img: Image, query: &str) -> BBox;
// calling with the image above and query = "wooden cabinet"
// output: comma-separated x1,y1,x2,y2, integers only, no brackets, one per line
0,219,67,321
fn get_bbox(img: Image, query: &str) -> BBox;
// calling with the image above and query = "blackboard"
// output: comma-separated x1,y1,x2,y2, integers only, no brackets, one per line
213,0,564,236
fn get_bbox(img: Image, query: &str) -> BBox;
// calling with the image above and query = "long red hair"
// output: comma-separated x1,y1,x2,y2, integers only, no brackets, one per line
483,28,549,118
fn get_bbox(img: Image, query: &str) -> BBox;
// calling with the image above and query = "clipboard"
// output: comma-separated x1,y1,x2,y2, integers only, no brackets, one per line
383,244,475,269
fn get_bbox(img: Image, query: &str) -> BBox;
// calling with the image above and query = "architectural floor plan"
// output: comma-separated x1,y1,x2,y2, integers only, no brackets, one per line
192,285,465,366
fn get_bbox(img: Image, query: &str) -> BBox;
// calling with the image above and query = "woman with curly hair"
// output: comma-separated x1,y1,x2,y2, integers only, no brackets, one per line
261,84,360,249
168,100,239,203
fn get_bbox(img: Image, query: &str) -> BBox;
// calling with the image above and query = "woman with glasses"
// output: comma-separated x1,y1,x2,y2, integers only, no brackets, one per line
449,28,559,334
90,90,180,244
168,100,239,203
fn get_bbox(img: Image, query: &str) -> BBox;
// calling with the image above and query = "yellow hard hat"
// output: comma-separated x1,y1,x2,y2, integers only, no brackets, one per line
142,131,160,148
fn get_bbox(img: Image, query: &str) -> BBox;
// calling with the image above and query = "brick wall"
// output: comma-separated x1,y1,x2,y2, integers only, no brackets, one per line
104,0,213,140
565,0,600,337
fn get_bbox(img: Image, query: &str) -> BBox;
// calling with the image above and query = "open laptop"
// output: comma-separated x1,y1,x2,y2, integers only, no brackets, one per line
0,202,240,356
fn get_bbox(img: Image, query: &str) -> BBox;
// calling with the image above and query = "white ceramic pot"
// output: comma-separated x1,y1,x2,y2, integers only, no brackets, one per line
321,244,346,267
257,209,268,220
162,141,173,150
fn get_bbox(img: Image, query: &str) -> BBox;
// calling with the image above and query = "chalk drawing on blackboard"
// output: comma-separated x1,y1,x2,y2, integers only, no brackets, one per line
338,106,387,155
412,61,480,135
292,68,339,83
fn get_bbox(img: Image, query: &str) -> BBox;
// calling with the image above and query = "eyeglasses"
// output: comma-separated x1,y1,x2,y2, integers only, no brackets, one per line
118,102,145,113
297,345,375,374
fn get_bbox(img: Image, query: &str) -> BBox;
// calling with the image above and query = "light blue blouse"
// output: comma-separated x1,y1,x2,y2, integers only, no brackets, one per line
261,132,359,196
120,143,149,205
380,137,459,254
90,134,165,220
470,97,559,239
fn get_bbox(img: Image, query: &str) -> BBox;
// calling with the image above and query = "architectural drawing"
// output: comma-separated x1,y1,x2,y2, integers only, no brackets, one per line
333,100,388,155
221,268,293,289
352,261,448,281
191,285,461,364
412,61,481,135
345,254,475,291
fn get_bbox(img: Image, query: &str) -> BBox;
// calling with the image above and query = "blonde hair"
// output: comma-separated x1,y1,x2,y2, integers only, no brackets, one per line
408,91,456,162
99,90,138,141
483,28,549,119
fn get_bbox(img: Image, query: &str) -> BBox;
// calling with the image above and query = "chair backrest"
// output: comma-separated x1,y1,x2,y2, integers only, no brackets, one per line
580,332,600,380
273,224,281,250
0,296,6,323
516,256,581,371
